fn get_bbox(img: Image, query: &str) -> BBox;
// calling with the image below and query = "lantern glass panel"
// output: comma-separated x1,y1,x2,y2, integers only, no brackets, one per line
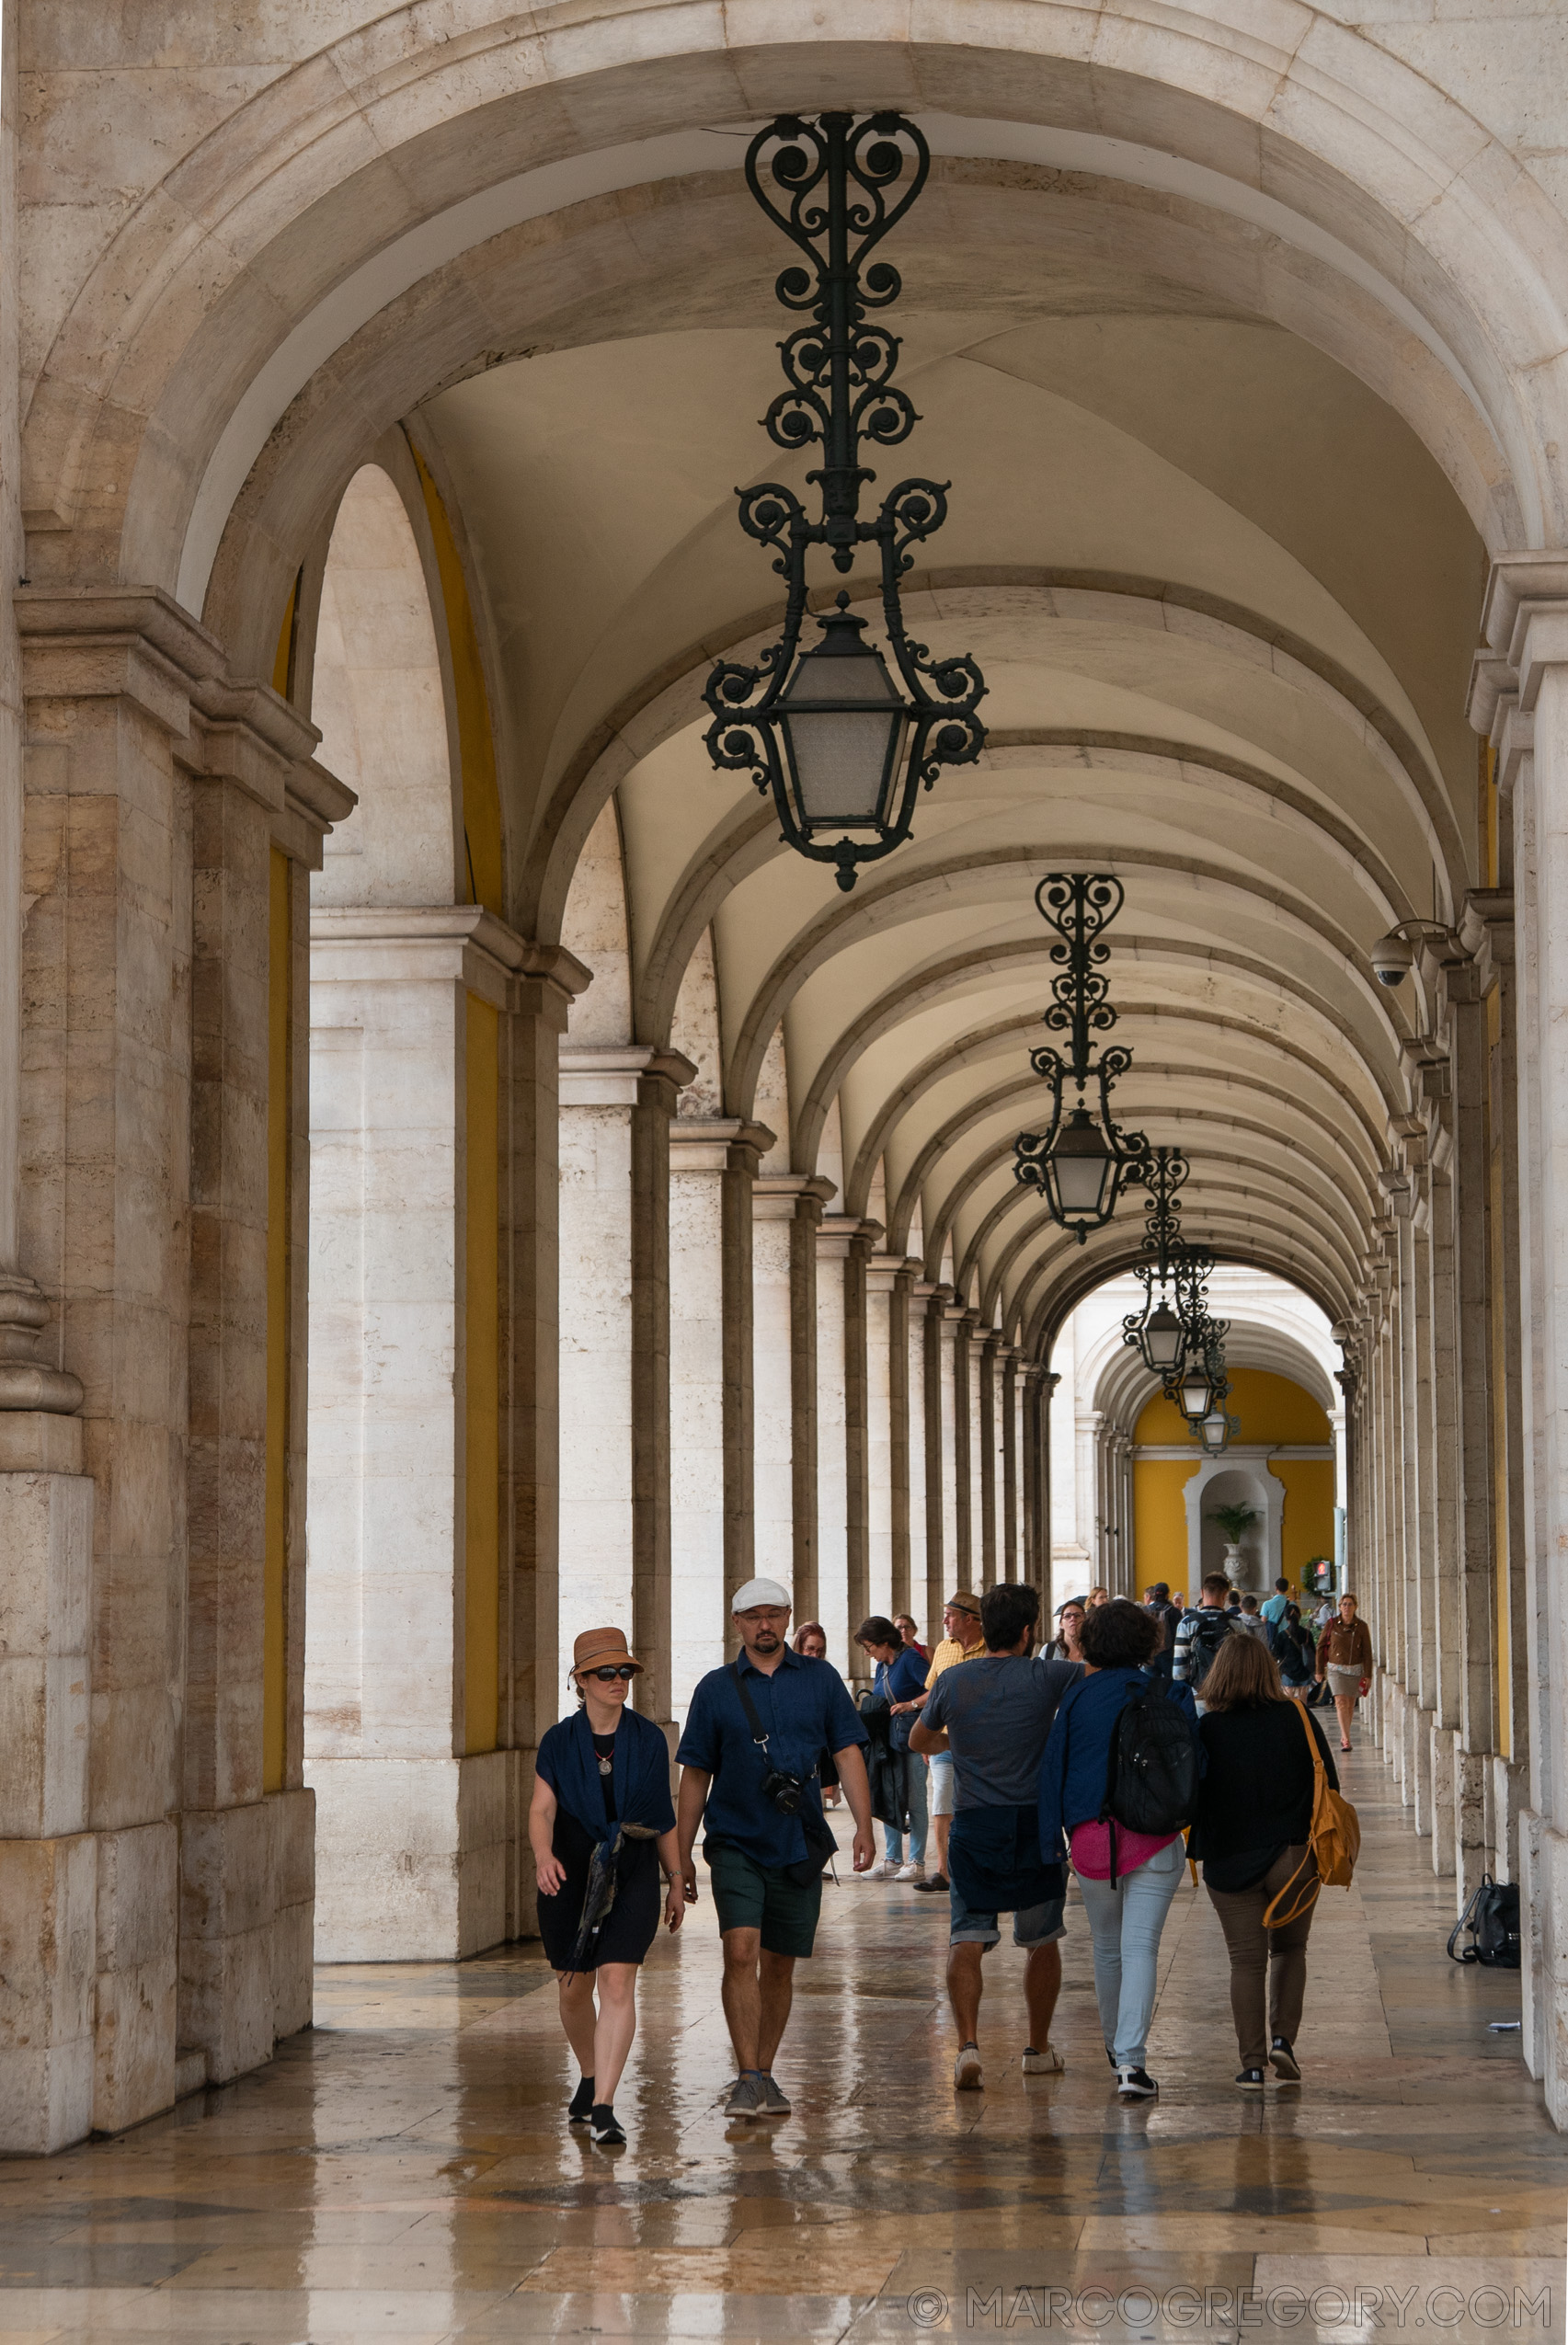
1179,1367,1212,1421
1051,1108,1116,1218
1144,1302,1183,1370
779,612,909,827
1200,1411,1230,1454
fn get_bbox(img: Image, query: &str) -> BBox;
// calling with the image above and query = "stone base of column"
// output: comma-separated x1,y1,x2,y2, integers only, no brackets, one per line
306,1752,518,1962
0,1833,97,2153
1427,1725,1456,1877
178,1788,315,2086
1492,1755,1526,1882
1449,1738,1486,1903
1411,1705,1435,1835
1518,1808,1548,2084
1518,1816,1568,2123
95,1820,178,2133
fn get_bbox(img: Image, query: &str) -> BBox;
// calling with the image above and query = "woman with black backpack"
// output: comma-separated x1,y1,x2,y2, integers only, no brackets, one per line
1038,1600,1199,2104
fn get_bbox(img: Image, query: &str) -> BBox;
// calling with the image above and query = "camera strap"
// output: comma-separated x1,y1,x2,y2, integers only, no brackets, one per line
730,1660,776,1754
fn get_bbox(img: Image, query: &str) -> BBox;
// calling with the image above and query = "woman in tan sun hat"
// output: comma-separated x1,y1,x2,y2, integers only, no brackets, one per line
529,1627,684,2148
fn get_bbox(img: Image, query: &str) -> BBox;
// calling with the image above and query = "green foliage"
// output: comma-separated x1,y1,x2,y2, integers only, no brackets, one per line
1206,1502,1261,1541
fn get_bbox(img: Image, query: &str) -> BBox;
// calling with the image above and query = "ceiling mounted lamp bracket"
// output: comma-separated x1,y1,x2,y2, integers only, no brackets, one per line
1013,874,1148,1242
704,113,987,891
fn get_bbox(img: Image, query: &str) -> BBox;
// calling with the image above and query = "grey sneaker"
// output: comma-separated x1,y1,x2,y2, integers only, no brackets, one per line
724,2072,766,2119
756,2072,792,2115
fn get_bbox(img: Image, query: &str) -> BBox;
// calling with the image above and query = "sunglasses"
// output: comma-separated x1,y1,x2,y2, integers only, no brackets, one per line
584,1664,638,1683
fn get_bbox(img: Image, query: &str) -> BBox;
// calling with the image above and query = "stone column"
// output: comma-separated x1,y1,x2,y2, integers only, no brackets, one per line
864,1253,897,1620
952,1306,975,1589
307,909,529,1961
502,945,589,1940
888,1264,913,1619
1470,560,1568,2109
751,1173,831,1601
668,1115,772,1721
1001,1350,1019,1582
6,595,347,2150
631,1053,696,1737
923,1286,954,1619
979,1332,1000,1585
907,1276,932,1634
816,1214,854,1669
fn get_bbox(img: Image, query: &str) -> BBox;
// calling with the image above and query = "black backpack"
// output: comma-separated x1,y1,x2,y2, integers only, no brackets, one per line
1448,1875,1521,1970
1184,1607,1235,1689
1097,1678,1199,1884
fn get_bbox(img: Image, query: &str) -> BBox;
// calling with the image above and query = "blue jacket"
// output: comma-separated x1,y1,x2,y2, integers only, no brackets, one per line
1037,1667,1200,1860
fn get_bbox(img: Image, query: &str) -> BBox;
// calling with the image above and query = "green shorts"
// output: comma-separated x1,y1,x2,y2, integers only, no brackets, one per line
706,1839,823,1960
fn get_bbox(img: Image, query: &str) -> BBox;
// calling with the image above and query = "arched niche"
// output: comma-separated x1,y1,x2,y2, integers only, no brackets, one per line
1185,1459,1281,1593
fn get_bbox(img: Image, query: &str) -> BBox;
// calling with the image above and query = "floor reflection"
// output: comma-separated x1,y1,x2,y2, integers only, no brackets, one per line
0,1754,1558,2343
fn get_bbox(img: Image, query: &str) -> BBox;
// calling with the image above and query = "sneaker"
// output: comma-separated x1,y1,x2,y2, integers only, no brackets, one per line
1116,2066,1158,2100
756,2072,791,2115
895,1861,926,1883
914,1873,950,1893
1235,2067,1266,2090
1269,2037,1301,2082
589,2102,626,2145
954,2042,984,2091
869,1858,899,1882
567,2073,595,2124
724,2073,767,2119
1022,2045,1064,2075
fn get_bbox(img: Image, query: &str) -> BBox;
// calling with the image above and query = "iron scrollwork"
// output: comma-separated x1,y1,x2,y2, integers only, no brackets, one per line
704,113,987,891
1013,875,1149,1241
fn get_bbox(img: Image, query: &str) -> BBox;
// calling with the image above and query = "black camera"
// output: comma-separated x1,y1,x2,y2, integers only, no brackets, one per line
761,1766,807,1816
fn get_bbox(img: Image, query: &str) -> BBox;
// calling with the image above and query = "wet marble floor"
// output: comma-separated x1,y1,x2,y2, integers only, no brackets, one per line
0,1748,1560,2345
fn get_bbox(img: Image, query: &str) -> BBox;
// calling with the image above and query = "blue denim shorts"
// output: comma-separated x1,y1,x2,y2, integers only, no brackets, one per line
948,1886,1066,1949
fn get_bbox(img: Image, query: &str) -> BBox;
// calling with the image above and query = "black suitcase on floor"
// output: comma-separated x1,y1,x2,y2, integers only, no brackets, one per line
1447,1875,1521,1969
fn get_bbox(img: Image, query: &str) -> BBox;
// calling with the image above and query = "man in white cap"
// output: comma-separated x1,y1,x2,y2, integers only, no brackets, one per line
676,1578,874,2119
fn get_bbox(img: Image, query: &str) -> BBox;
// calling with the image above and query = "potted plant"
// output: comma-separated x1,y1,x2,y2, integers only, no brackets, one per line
1206,1502,1261,1584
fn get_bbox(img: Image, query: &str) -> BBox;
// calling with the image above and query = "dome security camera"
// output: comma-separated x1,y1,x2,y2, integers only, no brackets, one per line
1370,931,1414,988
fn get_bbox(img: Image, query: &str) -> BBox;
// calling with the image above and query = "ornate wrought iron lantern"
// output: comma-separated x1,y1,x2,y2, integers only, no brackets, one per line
704,113,987,891
1013,875,1147,1242
1121,1147,1214,1378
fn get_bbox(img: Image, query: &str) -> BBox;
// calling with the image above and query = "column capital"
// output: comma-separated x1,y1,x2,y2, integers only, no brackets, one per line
817,1212,880,1262
558,1042,693,1109
17,584,358,869
1459,887,1514,987
753,1172,836,1225
1469,553,1568,722
314,905,578,1012
668,1115,775,1174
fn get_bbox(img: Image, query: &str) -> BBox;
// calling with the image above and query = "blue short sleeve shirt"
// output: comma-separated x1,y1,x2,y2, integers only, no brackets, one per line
677,1648,868,1870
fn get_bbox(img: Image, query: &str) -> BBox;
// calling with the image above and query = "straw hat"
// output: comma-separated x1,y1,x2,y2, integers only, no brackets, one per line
944,1590,982,1619
570,1626,644,1677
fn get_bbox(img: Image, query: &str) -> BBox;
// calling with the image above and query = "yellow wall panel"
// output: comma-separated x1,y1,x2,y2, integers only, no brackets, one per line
464,992,500,1756
264,849,291,1795
1134,1458,1200,1591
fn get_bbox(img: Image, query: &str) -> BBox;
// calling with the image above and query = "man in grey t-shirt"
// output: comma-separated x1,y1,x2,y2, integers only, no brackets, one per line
910,1584,1082,2091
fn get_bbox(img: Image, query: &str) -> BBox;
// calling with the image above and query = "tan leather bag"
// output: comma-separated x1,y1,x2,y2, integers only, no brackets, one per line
1263,1701,1361,1927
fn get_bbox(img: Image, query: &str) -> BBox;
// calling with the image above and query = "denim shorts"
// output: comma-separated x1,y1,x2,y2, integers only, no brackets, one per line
949,1885,1067,1950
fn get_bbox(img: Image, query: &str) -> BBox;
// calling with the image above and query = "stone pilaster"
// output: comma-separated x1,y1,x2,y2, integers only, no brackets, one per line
630,1051,696,1737
1001,1350,1019,1583
864,1253,898,1621
922,1286,953,1624
752,1173,832,1606
305,908,533,1963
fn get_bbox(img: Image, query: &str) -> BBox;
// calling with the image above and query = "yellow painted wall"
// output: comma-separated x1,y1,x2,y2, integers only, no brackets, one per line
1134,1369,1333,1598
1134,1458,1199,1588
464,992,500,1755
1272,1459,1335,1581
1134,1367,1331,1447
408,439,505,919
264,848,291,1793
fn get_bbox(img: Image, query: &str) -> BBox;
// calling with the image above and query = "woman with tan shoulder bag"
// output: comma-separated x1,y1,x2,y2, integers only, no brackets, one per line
1188,1632,1356,2091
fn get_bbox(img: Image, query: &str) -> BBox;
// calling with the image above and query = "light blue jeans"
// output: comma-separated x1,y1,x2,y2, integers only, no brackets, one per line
883,1746,929,1866
1074,1836,1186,2069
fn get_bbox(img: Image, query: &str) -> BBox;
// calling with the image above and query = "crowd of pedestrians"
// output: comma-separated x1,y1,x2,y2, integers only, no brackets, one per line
533,1565,1361,2144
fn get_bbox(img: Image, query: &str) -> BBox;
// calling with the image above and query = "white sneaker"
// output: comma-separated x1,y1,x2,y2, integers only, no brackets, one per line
895,1861,925,1882
869,1858,898,1881
1022,2044,1064,2074
954,2042,984,2091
